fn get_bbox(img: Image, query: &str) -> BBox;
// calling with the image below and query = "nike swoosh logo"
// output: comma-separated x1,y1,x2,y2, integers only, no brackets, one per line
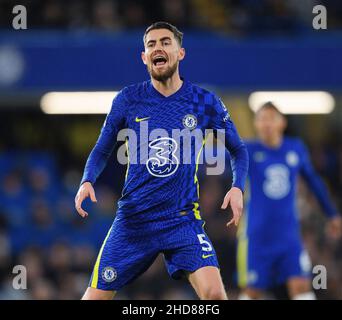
135,116,150,122
202,254,215,259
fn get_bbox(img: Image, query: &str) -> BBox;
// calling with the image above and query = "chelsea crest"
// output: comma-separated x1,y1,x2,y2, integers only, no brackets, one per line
182,114,197,130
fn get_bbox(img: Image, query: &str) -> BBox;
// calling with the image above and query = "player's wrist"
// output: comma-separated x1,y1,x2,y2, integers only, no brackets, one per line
231,185,244,194
80,180,93,187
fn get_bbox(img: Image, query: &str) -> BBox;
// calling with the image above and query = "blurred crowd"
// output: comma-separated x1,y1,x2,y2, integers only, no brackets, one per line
0,111,341,299
0,0,342,34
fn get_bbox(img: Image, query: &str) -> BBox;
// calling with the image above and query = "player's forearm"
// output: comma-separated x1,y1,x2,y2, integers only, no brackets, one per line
228,142,249,192
80,146,111,185
305,174,338,218
80,129,117,187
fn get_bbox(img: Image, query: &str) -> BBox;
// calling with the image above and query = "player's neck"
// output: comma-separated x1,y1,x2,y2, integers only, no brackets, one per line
151,73,183,97
262,135,283,148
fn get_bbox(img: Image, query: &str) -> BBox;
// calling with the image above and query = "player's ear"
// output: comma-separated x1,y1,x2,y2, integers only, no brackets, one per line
141,51,147,65
178,47,185,61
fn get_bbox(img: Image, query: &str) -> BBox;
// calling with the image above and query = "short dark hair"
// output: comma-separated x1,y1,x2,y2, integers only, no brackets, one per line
143,21,183,47
256,101,283,115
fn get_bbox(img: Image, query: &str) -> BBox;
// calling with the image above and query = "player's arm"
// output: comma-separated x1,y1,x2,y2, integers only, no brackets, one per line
210,97,249,227
299,140,342,238
75,90,127,218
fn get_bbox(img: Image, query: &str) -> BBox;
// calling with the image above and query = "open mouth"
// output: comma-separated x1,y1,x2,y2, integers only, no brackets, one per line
152,55,167,67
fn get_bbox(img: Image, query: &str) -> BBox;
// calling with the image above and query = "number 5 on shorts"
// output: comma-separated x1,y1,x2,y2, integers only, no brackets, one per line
197,234,213,252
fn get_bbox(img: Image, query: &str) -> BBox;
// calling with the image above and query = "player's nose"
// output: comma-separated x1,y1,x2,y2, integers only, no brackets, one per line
152,49,163,57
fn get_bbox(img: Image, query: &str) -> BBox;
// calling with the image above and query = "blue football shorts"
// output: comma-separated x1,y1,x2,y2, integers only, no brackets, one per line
236,237,312,290
89,213,219,291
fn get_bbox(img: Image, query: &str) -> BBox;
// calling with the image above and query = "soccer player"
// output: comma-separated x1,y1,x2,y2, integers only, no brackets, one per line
237,102,342,300
75,22,249,300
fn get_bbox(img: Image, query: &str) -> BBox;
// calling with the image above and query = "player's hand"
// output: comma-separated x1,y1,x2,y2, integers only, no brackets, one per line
325,215,342,239
75,182,97,218
221,187,243,227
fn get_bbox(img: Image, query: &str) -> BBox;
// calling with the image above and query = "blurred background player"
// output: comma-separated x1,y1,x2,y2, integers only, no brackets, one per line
75,22,248,300
237,102,342,300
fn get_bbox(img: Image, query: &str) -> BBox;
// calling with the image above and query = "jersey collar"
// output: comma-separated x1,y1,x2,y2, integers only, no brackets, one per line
147,77,190,100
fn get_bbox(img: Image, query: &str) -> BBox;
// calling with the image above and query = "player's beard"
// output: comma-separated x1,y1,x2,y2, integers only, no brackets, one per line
148,60,178,82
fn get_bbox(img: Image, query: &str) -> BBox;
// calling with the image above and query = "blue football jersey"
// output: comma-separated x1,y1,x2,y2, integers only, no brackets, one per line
81,79,248,225
243,137,337,249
